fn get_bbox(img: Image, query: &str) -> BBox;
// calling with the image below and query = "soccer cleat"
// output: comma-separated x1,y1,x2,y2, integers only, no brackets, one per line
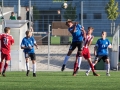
26,70,30,76
33,73,36,77
85,71,89,76
2,73,6,77
75,67,79,74
72,72,76,76
106,73,110,76
93,72,100,76
61,64,66,71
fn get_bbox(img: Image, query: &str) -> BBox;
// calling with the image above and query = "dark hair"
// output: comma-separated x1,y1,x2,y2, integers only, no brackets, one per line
88,27,94,30
102,31,106,34
11,12,14,14
4,27,10,33
25,30,31,35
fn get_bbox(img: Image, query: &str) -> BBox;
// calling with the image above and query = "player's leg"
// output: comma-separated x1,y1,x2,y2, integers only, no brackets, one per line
2,60,9,77
2,53,11,77
73,41,83,76
30,53,36,77
104,56,110,76
0,53,4,75
87,58,99,76
61,42,76,71
25,52,30,76
86,55,100,76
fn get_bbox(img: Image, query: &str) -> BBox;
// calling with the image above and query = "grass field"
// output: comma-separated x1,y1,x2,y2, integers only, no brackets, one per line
0,71,120,90
51,36,113,45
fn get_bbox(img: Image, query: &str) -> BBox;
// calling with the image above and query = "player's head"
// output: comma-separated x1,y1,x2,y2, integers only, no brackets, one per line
66,19,73,27
11,12,14,16
26,7,29,11
4,27,10,34
25,30,32,38
101,31,107,39
87,27,94,34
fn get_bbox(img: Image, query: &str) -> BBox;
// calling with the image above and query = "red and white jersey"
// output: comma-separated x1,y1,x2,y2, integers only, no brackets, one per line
83,34,93,48
0,33,14,54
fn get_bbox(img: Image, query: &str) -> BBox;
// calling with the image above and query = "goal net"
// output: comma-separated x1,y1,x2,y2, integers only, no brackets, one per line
111,25,120,70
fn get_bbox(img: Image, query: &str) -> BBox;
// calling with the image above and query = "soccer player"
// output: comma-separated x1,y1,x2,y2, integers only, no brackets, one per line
73,27,99,76
86,31,112,76
0,27,14,77
61,19,86,72
21,30,38,77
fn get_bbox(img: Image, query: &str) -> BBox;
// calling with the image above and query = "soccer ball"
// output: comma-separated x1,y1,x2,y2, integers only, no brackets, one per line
62,2,68,9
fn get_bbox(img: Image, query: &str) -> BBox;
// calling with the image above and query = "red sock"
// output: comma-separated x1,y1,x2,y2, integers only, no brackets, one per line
0,62,3,73
3,63,8,73
74,62,78,72
89,63,95,72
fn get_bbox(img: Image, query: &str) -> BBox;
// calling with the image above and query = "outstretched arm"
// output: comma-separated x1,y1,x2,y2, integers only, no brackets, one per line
81,26,86,39
94,46,97,56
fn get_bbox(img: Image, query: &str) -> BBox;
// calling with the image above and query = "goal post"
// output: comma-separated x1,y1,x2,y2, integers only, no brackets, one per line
110,25,120,70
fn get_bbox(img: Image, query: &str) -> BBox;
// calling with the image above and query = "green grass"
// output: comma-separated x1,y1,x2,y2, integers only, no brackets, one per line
51,36,113,45
0,71,120,90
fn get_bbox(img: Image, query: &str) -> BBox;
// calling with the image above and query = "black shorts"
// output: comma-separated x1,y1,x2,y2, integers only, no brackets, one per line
69,41,83,51
24,52,36,60
95,55,109,62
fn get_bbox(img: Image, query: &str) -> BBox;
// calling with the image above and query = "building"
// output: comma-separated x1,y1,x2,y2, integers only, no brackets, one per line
2,0,120,36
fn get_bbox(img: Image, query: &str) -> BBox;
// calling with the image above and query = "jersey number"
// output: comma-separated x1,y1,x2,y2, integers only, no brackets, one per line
3,38,8,45
102,44,105,47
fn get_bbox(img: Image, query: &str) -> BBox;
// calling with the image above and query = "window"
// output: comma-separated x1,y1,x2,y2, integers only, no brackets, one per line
79,13,87,19
94,13,101,19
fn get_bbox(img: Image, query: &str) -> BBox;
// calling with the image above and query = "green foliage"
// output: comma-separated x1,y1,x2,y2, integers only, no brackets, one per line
33,6,40,20
63,3,77,21
105,0,120,20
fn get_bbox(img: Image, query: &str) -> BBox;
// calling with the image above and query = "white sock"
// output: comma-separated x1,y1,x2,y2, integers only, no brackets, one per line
87,63,95,73
78,57,82,68
63,55,70,65
106,63,110,74
26,62,29,71
33,63,36,73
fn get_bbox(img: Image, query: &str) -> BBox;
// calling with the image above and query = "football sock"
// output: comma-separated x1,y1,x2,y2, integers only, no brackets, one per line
78,57,82,68
0,62,3,73
74,62,78,72
3,63,8,73
90,63,95,73
26,62,29,71
106,63,110,74
88,63,95,73
63,55,70,65
33,63,36,73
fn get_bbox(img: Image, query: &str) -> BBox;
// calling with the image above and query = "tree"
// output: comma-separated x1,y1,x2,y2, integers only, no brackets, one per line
63,3,77,21
105,0,119,21
105,0,120,34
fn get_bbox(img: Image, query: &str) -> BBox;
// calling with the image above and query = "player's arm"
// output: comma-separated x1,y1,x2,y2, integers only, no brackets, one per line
32,37,38,49
81,26,86,39
94,40,99,56
21,39,31,49
11,36,14,45
107,40,112,48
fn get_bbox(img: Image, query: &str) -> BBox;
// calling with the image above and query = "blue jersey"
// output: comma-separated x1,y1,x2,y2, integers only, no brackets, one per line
21,36,36,53
95,38,111,55
68,24,83,42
